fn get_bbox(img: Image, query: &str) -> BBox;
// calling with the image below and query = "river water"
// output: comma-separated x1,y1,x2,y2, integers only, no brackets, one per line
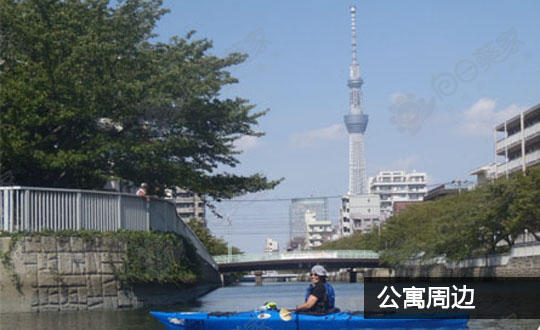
1,282,538,329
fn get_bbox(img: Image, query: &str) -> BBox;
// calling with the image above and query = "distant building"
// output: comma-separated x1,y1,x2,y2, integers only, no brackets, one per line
304,210,333,249
165,188,206,226
424,181,474,201
392,201,420,216
369,170,427,220
287,237,306,251
288,198,328,249
469,163,498,186
340,194,380,237
473,103,540,183
264,238,279,253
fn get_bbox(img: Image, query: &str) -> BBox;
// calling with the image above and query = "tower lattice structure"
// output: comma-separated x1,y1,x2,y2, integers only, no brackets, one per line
344,5,368,195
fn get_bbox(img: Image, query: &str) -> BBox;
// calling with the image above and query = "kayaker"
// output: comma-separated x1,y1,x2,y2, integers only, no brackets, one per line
296,265,335,314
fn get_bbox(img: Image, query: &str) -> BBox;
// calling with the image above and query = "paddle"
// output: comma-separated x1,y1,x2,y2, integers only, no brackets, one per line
279,308,294,321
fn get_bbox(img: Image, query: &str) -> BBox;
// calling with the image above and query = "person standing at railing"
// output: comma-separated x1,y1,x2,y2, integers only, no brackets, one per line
136,183,150,202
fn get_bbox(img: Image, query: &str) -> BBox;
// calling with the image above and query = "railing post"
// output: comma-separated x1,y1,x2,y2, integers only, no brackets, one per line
76,192,82,230
2,189,8,231
6,189,13,232
24,189,30,231
117,195,122,230
146,201,150,231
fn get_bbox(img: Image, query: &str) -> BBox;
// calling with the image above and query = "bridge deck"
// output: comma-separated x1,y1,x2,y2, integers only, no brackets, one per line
215,250,380,272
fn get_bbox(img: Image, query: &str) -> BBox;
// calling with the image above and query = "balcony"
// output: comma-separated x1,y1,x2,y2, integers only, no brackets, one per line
496,157,522,176
496,149,540,177
496,121,540,154
526,149,540,166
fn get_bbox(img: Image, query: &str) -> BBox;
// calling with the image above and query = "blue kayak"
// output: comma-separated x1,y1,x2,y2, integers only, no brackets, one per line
150,310,469,329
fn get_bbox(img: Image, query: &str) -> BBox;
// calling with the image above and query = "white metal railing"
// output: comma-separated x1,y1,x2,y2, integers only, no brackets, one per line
496,121,540,153
0,186,217,269
525,149,540,166
214,250,380,264
496,157,521,176
496,149,540,177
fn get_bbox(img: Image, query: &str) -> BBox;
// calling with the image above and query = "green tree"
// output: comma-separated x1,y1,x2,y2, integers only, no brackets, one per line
187,218,241,256
321,169,540,265
0,0,281,198
509,167,540,241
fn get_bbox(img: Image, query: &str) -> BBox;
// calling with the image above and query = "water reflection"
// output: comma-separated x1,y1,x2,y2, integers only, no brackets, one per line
0,282,538,329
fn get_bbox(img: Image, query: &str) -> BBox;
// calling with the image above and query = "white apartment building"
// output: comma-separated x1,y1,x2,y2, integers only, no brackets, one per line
369,170,427,220
494,103,540,177
264,238,279,253
304,210,333,248
340,194,381,237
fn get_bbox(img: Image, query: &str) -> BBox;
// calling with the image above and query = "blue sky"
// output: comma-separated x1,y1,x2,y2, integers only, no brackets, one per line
154,1,540,253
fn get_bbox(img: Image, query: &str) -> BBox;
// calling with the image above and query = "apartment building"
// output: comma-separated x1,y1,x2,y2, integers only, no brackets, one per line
288,198,328,249
494,103,540,177
369,170,427,220
165,187,206,226
340,194,381,237
264,238,279,253
304,210,333,248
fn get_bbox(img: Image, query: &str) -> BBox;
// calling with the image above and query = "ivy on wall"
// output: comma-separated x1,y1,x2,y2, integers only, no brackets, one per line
0,230,202,285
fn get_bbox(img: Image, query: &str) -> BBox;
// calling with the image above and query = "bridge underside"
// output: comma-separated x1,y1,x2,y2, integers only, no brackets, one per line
218,258,379,273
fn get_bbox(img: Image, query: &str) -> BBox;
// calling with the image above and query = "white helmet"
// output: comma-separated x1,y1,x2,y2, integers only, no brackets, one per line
311,265,327,276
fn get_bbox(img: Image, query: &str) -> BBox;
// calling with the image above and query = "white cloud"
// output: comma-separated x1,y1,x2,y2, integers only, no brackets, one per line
233,135,260,152
459,98,524,136
289,124,346,148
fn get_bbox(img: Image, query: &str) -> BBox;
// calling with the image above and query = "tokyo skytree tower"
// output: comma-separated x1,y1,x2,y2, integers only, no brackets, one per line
344,5,369,195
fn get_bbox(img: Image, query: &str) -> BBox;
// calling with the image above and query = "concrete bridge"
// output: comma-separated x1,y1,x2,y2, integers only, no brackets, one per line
214,250,380,284
240,273,298,283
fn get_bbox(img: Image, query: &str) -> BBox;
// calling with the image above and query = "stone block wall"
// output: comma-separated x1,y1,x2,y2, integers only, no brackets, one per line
0,236,220,313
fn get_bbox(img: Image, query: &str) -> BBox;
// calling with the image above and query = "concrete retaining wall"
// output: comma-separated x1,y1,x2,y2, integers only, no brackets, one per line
0,236,220,313
361,243,540,279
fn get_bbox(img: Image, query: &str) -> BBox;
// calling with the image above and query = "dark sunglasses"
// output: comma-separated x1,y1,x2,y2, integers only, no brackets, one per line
310,273,319,276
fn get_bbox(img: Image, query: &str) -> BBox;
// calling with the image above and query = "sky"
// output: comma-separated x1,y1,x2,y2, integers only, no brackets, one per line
153,0,540,253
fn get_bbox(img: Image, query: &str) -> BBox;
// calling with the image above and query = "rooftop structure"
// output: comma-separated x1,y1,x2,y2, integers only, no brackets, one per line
424,181,474,201
469,163,498,186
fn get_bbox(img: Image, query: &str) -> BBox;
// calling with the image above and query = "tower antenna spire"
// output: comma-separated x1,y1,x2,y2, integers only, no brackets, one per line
350,5,357,65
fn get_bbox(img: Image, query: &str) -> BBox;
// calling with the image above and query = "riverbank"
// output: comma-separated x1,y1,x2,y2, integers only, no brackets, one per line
0,232,220,313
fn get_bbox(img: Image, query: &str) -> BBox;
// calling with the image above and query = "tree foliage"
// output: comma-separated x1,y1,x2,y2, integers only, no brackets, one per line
187,218,241,256
319,167,540,265
0,0,281,198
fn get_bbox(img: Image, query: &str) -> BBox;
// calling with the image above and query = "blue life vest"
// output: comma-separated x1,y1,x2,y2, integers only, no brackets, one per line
304,282,335,309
